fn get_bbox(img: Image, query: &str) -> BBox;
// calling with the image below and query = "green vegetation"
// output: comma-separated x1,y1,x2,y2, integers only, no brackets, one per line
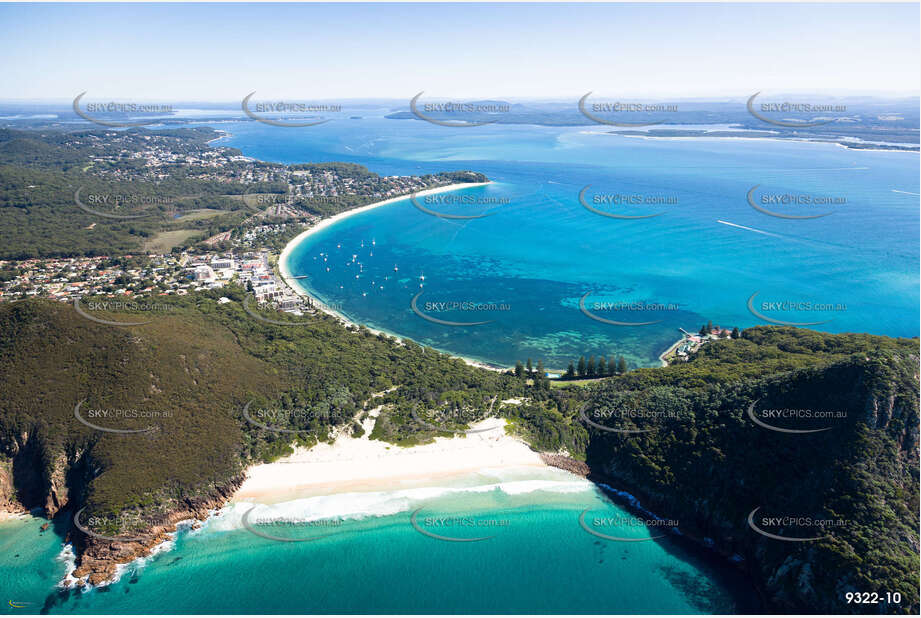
0,153,250,258
557,353,627,380
0,128,487,259
0,289,524,515
0,296,917,613
0,123,917,613
580,327,919,614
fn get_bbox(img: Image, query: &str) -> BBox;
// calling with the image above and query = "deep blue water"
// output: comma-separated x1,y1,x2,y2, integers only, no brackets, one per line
214,109,921,368
6,110,913,614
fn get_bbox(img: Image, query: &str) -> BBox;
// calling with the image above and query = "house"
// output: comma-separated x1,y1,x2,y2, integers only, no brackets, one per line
194,265,216,282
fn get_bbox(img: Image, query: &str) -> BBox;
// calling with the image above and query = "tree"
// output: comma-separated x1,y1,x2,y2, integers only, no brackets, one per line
587,356,595,377
514,361,524,378
526,358,533,376
706,320,713,333
565,361,575,379
699,324,707,336
536,360,546,388
597,356,606,376
731,327,740,339
608,355,617,376
617,356,627,374
577,356,586,377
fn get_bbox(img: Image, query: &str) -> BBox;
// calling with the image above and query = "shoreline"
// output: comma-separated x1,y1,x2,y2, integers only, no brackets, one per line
540,453,766,611
205,129,231,145
232,417,552,502
658,334,686,366
276,181,510,374
611,132,919,153
0,508,30,523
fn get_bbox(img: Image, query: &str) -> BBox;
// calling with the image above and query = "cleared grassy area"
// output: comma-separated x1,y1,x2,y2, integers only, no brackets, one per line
549,378,601,388
172,209,227,222
143,229,203,253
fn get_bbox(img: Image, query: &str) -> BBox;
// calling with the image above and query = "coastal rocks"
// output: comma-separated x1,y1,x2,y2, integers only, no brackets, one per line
763,554,820,612
583,350,920,614
0,458,22,514
539,452,589,476
72,530,174,586
68,475,244,588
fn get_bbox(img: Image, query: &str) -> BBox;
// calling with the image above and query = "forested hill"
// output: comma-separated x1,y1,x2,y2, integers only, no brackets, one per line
0,294,917,612
0,127,487,259
581,327,919,614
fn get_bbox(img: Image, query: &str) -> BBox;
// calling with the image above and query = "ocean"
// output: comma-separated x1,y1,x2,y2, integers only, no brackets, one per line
250,109,919,369
1,467,758,614
4,108,916,614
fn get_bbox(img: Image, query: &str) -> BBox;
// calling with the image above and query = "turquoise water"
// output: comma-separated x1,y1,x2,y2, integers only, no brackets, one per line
1,471,758,614
228,111,920,369
1,515,73,614
10,110,907,614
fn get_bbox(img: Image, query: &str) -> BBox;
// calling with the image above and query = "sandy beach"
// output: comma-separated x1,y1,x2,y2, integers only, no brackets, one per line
0,509,30,523
233,417,546,502
276,181,508,373
278,181,490,284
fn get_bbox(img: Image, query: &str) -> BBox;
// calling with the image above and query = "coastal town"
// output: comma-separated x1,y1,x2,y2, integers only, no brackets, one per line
0,125,733,377
0,127,481,321
0,247,308,313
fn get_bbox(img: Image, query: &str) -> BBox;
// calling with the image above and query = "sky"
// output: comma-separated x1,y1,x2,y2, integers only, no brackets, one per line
0,2,918,101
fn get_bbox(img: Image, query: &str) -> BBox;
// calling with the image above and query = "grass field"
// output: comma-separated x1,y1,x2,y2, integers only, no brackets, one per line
172,209,228,222
143,229,203,253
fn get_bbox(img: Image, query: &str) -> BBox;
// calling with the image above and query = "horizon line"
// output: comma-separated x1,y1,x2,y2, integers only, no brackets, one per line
2,92,920,105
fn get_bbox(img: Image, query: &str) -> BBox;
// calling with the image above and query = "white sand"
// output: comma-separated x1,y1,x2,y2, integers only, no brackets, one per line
234,417,545,502
0,510,29,522
277,181,490,290
276,181,509,373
